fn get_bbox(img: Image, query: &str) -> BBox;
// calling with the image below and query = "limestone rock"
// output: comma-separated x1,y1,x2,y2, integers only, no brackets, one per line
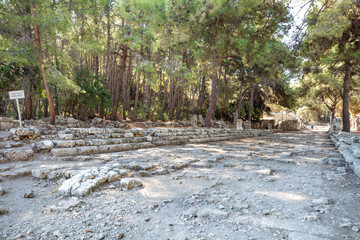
53,140,76,148
67,118,77,124
0,121,16,130
51,148,78,157
58,170,109,197
312,197,333,206
0,207,9,215
107,171,120,182
24,190,35,198
10,127,40,139
257,169,274,175
152,168,168,175
197,208,230,219
35,140,54,151
120,178,143,190
280,152,293,158
3,149,34,161
49,197,83,212
0,186,6,196
139,171,152,177
124,132,134,138
31,169,51,179
58,133,74,140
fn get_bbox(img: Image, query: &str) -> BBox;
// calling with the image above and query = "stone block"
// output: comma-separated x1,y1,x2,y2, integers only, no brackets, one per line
31,168,51,179
129,128,145,136
58,133,74,140
0,121,16,130
107,171,120,182
120,178,143,190
236,119,243,130
3,149,34,161
51,148,78,157
10,127,41,139
35,140,54,151
77,146,99,155
124,132,134,138
53,140,76,148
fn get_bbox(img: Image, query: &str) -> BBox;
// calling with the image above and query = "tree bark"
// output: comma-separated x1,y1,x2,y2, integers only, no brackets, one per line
122,50,132,120
160,76,168,118
212,64,222,119
176,87,183,120
204,57,219,127
132,70,142,122
169,78,179,121
197,75,206,116
237,84,244,119
31,1,55,125
110,47,128,120
24,93,32,120
248,83,255,124
342,60,351,132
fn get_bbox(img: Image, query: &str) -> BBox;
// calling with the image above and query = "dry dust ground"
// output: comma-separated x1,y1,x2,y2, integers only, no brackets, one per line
1,131,360,240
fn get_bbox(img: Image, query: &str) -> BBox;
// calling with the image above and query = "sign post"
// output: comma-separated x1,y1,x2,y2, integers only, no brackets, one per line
8,90,25,128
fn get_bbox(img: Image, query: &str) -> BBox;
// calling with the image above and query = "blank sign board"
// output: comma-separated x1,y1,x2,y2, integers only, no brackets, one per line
9,90,25,100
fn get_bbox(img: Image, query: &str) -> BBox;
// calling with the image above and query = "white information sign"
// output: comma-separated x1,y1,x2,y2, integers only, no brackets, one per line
9,90,25,100
8,90,25,128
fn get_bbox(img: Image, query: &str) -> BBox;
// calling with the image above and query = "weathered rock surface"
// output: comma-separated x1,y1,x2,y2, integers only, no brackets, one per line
10,127,41,139
1,149,34,161
58,170,109,197
0,130,360,240
120,178,143,190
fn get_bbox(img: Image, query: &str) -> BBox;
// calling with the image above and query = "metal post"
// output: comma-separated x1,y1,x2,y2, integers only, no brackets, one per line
16,98,22,128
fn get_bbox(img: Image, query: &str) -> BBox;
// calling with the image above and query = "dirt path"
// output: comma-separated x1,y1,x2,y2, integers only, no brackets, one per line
1,131,360,240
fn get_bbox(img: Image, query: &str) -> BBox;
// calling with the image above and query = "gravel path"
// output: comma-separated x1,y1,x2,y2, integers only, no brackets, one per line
1,131,360,240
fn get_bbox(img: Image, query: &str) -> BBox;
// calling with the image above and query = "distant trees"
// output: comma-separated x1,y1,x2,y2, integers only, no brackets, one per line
300,0,360,131
0,0,296,125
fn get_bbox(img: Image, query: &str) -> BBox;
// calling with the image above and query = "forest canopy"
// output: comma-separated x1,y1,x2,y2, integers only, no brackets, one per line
0,0,359,131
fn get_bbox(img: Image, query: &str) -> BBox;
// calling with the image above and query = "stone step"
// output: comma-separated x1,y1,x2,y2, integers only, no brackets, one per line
0,147,34,162
0,127,266,160
51,142,155,157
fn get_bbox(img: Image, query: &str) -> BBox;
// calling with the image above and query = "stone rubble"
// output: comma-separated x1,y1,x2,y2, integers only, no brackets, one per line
330,131,360,178
0,130,359,239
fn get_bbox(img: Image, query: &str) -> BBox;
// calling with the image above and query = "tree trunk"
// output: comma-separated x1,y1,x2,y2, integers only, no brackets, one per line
132,73,141,121
122,51,132,120
204,57,219,127
31,1,55,125
176,87,183,120
212,64,222,119
342,60,351,132
237,84,244,119
125,52,133,111
169,78,179,121
110,47,128,121
160,77,168,118
24,93,32,120
248,83,255,125
43,99,48,117
106,3,111,74
197,75,206,116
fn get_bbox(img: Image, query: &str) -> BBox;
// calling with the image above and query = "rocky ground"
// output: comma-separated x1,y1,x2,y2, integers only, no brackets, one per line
0,130,360,240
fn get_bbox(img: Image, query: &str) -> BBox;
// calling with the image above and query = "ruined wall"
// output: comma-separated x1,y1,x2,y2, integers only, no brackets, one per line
330,131,360,178
0,127,267,162
280,120,299,131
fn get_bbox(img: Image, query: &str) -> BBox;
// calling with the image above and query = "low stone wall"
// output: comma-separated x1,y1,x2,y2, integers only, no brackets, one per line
48,128,266,158
0,127,268,162
329,131,360,178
